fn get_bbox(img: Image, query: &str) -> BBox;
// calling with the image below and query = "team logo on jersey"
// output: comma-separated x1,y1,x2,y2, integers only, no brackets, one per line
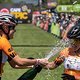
8,47,13,52
9,52,17,58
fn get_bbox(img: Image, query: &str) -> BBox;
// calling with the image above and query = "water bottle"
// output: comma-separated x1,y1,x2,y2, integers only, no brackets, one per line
18,57,42,80
18,65,42,80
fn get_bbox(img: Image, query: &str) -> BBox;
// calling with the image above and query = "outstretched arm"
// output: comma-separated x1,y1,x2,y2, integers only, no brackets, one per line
44,55,65,70
8,59,34,69
8,55,48,69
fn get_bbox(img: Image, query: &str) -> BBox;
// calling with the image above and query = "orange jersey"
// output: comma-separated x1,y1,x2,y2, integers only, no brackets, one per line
0,36,17,76
59,47,80,80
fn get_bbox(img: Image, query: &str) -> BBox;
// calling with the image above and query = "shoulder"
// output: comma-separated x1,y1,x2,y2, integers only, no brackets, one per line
0,37,11,48
1,37,10,44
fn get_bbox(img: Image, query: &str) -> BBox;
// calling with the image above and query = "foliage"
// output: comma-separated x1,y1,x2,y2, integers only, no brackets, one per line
0,0,3,3
57,0,80,5
0,0,13,3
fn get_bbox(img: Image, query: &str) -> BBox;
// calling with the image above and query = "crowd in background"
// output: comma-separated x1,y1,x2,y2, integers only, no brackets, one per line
32,11,79,40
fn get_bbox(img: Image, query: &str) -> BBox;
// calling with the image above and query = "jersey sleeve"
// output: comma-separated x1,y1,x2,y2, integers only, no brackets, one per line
1,38,17,60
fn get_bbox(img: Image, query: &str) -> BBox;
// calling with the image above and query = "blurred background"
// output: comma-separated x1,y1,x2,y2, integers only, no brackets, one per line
1,0,80,80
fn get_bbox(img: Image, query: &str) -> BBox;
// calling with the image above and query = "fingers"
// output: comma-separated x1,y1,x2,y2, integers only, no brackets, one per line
36,58,49,67
44,62,54,69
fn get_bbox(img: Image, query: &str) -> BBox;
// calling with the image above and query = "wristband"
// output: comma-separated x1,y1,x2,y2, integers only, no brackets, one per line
36,59,40,66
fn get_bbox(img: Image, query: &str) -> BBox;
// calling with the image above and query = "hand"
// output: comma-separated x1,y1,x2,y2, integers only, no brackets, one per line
36,58,49,67
44,62,54,69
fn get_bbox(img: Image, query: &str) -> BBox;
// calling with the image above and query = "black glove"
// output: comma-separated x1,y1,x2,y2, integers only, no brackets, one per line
61,73,75,80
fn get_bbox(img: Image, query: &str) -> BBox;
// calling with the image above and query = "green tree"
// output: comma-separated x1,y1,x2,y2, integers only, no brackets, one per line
42,0,47,4
57,0,80,5
0,0,13,3
0,0,3,3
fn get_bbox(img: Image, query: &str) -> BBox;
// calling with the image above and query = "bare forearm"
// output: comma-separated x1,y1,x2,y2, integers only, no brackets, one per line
19,58,37,66
12,55,37,66
44,56,64,70
14,65,34,69
10,55,48,68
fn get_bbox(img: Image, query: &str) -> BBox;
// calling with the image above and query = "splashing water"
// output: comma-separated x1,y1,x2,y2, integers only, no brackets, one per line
45,39,70,59
44,39,70,80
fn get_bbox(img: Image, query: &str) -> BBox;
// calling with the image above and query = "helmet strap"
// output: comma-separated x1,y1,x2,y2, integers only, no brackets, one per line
1,25,10,39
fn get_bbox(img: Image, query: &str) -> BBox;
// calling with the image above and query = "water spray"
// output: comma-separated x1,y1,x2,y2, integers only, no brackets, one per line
45,39,70,60
18,39,70,80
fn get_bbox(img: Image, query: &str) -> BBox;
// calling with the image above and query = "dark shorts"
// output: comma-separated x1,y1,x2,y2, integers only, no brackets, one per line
61,74,76,80
0,77,1,80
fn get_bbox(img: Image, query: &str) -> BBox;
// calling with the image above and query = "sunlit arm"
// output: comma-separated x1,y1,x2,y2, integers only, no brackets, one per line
44,56,65,70
8,60,34,69
8,55,37,69
8,55,48,69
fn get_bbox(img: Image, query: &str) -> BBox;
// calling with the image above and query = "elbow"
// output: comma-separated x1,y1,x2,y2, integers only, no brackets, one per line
10,64,17,69
10,65,19,69
11,66,16,69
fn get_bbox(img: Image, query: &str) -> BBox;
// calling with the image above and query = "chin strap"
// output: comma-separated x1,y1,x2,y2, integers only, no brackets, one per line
0,23,10,40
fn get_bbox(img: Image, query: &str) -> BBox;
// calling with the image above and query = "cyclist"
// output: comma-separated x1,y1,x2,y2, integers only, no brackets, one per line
0,13,47,80
44,23,80,80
